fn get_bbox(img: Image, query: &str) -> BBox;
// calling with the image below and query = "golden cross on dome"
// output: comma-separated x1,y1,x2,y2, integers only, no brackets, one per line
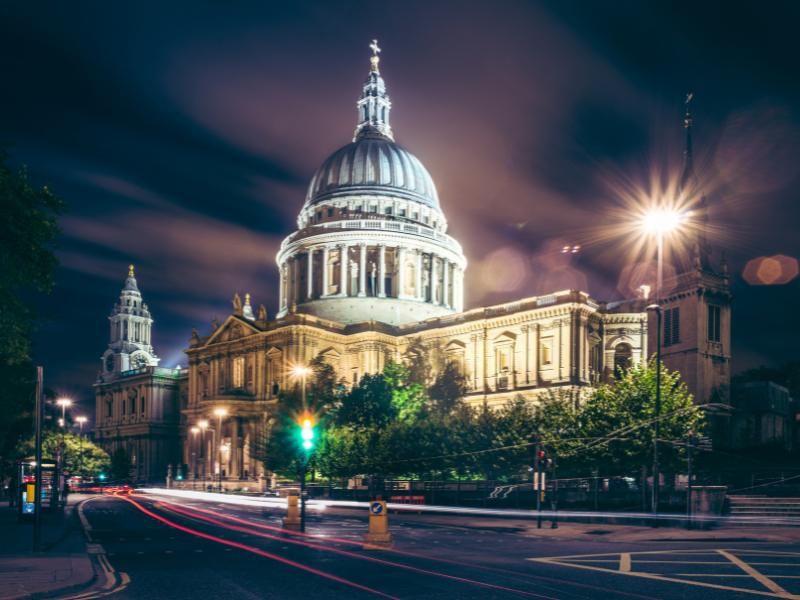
128,264,135,277
369,39,381,72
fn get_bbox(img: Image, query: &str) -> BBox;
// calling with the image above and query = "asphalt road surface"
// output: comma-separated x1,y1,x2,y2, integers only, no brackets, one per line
73,492,800,600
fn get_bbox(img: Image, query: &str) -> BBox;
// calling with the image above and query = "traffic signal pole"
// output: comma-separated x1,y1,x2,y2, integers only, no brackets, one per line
299,459,307,533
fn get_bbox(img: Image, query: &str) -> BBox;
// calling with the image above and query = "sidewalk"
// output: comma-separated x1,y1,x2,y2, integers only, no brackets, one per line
0,497,95,600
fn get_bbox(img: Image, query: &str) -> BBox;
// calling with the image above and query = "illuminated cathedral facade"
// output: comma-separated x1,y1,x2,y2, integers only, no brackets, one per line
95,43,730,485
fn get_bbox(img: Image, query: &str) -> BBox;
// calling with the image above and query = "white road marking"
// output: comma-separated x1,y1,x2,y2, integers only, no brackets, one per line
717,550,792,597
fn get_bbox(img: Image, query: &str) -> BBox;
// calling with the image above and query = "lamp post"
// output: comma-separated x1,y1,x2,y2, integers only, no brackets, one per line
55,398,72,500
213,408,228,492
75,416,88,480
640,208,687,514
190,426,200,490
198,419,209,483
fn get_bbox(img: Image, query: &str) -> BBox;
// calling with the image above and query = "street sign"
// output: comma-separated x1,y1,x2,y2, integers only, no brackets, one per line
370,501,384,516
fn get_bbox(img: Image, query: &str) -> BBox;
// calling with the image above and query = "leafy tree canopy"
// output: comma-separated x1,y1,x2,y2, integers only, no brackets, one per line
17,432,110,478
0,152,62,481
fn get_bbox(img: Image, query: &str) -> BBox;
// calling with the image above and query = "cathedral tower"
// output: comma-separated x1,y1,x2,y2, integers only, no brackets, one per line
101,265,160,377
276,41,467,325
653,97,732,417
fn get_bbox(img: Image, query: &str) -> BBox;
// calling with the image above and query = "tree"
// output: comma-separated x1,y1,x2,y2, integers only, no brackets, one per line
384,361,426,423
531,389,583,475
0,153,62,365
0,152,62,484
427,362,468,417
333,373,396,430
16,432,111,478
577,361,705,476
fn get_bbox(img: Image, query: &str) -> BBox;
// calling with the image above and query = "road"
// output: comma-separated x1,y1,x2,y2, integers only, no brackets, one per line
72,492,800,599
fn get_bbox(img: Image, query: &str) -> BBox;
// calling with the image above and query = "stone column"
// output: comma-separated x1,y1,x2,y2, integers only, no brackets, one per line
442,260,450,307
291,256,298,309
339,244,349,296
231,418,240,479
415,250,423,300
455,268,464,311
306,248,314,301
358,243,367,297
378,245,386,297
322,246,330,296
397,247,407,298
431,256,439,305
278,265,286,308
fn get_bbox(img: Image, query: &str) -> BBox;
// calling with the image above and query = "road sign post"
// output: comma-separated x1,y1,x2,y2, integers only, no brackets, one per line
363,500,392,549
282,492,301,531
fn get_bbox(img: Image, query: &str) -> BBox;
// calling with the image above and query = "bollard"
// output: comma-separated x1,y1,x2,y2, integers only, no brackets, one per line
363,500,393,549
282,494,301,531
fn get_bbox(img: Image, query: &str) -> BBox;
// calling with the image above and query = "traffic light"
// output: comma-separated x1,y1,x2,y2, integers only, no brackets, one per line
298,416,316,452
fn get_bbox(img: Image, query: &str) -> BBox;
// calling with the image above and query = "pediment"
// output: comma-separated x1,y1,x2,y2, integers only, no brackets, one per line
205,315,260,346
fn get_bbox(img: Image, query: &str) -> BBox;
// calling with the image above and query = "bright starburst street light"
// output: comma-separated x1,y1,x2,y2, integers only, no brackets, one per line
639,208,689,236
290,365,312,378
213,407,228,418
197,419,209,430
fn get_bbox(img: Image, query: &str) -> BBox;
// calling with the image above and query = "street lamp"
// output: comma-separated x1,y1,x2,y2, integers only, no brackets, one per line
190,426,200,489
55,398,72,425
75,416,88,480
213,408,228,492
291,365,312,410
639,207,688,514
55,398,72,498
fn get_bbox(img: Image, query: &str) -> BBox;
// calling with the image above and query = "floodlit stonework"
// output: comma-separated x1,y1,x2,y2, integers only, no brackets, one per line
91,43,731,485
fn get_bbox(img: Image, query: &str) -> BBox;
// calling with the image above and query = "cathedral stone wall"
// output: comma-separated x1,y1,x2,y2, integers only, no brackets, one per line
180,289,648,482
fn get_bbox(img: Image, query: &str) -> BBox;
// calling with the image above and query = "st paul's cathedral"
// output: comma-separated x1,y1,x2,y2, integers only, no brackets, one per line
94,43,731,485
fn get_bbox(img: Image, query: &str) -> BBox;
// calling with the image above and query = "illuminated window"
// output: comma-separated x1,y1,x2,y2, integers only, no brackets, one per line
232,356,245,389
497,346,511,373
540,340,553,365
707,305,721,343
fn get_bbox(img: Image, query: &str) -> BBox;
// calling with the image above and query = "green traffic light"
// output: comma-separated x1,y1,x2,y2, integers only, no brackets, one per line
299,418,315,451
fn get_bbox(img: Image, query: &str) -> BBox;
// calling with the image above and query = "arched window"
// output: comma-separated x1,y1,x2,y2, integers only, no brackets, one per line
614,343,633,376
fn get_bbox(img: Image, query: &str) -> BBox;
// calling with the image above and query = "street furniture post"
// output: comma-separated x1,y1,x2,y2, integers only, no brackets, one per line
283,492,301,530
33,366,43,552
363,499,393,549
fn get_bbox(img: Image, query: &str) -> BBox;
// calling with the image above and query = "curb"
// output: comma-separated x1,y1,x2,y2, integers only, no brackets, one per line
3,499,98,600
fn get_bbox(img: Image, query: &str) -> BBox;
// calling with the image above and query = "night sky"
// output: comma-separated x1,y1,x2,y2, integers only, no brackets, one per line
2,1,798,419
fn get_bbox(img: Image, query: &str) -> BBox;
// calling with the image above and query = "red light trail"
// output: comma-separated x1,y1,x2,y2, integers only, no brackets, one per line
156,499,555,599
146,495,652,600
115,493,399,600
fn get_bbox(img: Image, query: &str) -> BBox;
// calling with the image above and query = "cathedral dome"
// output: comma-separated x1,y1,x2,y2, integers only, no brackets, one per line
304,133,440,210
276,41,466,326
